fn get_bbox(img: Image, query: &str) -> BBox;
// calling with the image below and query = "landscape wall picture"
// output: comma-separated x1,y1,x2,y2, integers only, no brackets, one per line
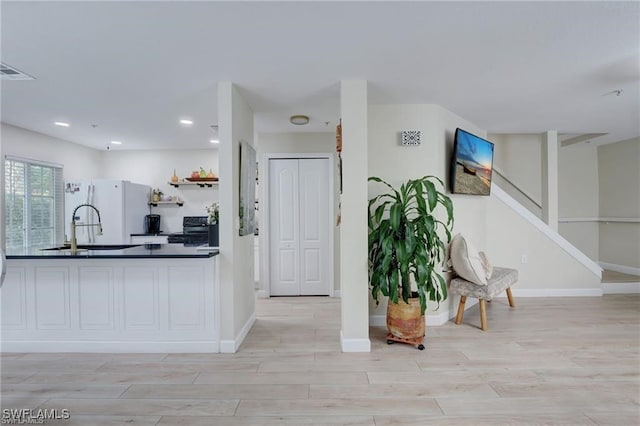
452,130,494,196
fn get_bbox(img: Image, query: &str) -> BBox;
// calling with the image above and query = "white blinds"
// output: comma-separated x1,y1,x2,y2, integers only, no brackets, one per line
4,156,64,249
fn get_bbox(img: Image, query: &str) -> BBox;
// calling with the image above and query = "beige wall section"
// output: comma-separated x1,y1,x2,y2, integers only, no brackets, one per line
598,137,640,270
102,149,219,234
490,133,542,203
2,123,103,180
558,143,600,261
218,82,256,352
367,104,487,321
255,132,340,295
487,193,601,292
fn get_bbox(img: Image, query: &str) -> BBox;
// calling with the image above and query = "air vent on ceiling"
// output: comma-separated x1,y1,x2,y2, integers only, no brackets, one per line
1,63,35,80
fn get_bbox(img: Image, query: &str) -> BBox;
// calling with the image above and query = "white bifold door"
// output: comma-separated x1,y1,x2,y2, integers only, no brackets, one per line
269,158,330,296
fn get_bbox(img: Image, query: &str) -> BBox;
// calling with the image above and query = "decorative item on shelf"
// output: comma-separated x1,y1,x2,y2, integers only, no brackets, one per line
151,188,163,202
171,169,179,183
206,202,219,247
185,167,218,183
368,175,454,350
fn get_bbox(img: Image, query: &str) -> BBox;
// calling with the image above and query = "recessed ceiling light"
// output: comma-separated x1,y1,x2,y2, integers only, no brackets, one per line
111,141,122,145
54,121,70,127
290,115,310,125
179,119,194,126
209,139,219,144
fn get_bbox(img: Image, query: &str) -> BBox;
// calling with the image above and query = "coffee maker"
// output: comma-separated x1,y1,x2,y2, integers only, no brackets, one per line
145,214,161,234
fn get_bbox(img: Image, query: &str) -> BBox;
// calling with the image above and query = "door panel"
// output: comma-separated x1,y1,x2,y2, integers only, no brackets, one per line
269,160,300,296
269,158,329,296
298,159,329,295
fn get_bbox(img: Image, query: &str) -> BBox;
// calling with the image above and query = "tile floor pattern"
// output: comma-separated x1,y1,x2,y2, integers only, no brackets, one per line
1,295,639,425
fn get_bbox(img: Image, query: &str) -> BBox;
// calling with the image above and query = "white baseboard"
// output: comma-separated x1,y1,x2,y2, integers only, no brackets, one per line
602,282,640,294
500,288,603,297
426,310,451,326
369,315,386,327
333,290,341,298
340,330,371,352
599,262,640,277
220,313,256,354
0,341,220,353
255,290,268,299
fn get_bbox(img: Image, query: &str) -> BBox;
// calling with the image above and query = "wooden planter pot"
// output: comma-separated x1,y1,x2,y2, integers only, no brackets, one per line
386,298,425,350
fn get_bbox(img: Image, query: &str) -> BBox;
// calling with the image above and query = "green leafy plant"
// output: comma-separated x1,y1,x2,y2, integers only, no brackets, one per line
368,176,454,315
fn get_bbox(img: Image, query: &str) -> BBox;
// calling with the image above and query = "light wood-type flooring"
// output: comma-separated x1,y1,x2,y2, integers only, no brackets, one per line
1,294,639,425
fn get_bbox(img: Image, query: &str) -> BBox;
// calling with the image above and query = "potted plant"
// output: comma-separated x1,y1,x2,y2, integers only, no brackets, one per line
368,176,454,349
206,202,219,247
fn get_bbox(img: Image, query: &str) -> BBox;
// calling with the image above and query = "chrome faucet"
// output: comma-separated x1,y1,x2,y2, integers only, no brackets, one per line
70,204,103,253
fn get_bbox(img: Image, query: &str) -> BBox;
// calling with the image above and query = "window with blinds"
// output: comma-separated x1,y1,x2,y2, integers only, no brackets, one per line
4,157,64,249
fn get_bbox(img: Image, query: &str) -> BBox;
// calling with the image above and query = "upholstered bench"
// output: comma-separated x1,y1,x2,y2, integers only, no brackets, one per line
450,267,518,331
448,234,518,331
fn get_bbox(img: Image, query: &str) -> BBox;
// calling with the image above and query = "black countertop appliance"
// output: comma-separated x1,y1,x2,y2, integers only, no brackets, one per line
167,216,208,246
145,214,161,234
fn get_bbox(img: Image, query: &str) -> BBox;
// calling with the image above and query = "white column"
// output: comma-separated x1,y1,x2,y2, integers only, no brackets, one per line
339,80,371,352
217,82,256,353
541,130,559,231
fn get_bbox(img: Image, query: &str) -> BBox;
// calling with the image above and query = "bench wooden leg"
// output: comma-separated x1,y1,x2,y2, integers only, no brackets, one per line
479,299,487,331
455,296,466,325
506,287,515,308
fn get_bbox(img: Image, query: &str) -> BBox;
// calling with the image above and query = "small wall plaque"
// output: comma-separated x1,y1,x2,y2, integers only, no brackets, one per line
401,130,422,146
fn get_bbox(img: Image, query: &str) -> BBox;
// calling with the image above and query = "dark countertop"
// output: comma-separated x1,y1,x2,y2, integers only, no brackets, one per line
6,243,218,259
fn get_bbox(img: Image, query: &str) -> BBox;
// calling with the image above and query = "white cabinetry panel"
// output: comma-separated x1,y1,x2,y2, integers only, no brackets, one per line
167,266,205,330
34,267,70,330
122,267,160,330
79,267,115,330
2,258,219,353
1,267,27,329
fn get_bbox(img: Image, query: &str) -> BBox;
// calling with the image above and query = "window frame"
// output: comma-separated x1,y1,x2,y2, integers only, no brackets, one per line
4,156,64,250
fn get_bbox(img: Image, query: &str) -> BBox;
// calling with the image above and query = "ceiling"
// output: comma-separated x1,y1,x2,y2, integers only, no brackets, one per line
1,1,638,151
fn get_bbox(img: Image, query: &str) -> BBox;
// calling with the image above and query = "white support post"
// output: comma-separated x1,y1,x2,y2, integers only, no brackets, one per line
339,80,371,352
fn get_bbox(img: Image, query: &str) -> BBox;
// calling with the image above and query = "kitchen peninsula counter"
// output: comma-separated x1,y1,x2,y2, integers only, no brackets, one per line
2,244,220,353
6,243,218,259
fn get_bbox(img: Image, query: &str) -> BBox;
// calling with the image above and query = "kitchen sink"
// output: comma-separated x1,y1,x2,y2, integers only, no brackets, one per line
42,244,141,251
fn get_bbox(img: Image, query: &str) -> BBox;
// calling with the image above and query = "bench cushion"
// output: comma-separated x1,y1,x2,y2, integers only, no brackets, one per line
450,267,518,299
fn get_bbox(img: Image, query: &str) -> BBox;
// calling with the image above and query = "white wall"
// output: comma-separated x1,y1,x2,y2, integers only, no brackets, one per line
218,82,255,352
491,132,601,262
558,143,600,260
2,124,220,235
490,133,542,203
487,191,601,294
101,149,219,234
598,137,640,270
367,106,603,324
255,132,339,294
2,123,103,180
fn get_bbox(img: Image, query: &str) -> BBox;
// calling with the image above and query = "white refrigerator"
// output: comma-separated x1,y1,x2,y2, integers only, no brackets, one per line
64,180,150,245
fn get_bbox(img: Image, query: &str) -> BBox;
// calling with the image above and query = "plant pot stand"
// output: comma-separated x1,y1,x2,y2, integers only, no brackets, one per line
386,332,425,350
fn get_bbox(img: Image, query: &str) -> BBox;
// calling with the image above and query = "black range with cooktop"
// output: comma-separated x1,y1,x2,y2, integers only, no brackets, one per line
168,216,209,246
